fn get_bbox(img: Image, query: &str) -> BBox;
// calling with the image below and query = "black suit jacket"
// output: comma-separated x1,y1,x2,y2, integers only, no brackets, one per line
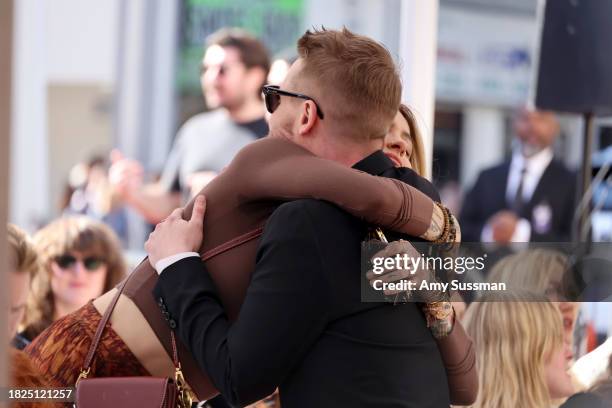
154,151,449,407
460,159,577,242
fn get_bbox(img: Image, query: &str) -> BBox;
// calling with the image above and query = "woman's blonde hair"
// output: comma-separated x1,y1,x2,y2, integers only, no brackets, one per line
398,104,426,176
488,249,568,296
7,223,39,276
463,291,565,408
22,217,126,339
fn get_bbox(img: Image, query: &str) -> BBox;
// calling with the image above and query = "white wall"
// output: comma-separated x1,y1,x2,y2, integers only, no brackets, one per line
46,0,120,84
10,0,121,230
399,0,439,179
10,0,49,231
114,0,179,249
11,0,179,250
461,106,506,188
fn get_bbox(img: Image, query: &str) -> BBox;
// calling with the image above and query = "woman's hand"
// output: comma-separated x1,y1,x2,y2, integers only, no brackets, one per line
366,240,443,301
145,195,206,267
366,239,457,337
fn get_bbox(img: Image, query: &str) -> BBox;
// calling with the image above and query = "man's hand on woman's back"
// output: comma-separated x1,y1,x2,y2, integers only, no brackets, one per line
145,195,206,267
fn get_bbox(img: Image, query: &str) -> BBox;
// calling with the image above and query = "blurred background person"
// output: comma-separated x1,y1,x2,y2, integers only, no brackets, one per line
460,107,577,243
486,248,612,402
8,224,39,350
463,292,576,408
20,217,126,342
487,249,580,348
266,48,297,86
7,224,57,408
62,156,128,245
110,27,271,223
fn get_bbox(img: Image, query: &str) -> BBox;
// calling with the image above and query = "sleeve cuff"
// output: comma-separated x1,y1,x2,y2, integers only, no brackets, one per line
155,252,200,275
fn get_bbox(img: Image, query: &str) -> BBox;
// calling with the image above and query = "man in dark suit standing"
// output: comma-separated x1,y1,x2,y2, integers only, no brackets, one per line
460,108,576,243
143,28,453,407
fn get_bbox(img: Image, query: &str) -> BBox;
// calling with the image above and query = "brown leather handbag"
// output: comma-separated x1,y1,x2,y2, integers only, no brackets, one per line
74,272,192,408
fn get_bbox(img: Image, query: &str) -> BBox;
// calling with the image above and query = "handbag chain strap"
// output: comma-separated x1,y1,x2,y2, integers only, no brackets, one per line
171,331,193,408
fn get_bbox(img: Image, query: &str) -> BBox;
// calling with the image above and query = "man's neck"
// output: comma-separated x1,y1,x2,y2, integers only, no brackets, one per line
226,98,266,123
286,129,383,167
324,140,381,168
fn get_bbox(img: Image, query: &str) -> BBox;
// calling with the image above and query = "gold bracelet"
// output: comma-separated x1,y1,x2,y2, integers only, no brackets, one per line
424,301,453,321
445,209,457,249
433,202,451,243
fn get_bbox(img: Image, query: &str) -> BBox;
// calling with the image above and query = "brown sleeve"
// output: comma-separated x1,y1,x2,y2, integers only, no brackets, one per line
435,320,478,406
224,137,434,237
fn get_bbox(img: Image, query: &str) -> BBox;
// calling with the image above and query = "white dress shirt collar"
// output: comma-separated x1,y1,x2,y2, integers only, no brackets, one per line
506,146,554,204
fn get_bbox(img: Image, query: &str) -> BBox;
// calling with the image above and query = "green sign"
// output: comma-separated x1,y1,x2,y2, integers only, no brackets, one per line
178,0,304,93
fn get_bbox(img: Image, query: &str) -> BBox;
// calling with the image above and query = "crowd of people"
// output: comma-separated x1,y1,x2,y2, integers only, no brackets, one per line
5,26,612,408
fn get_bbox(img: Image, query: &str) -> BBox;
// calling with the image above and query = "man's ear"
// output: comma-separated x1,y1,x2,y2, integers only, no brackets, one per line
297,100,318,136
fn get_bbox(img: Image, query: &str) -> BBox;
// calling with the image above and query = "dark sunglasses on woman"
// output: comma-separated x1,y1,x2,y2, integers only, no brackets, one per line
262,85,325,119
55,254,105,271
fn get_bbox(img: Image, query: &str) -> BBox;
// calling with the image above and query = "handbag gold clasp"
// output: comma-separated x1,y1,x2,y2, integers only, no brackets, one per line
374,227,388,243
75,367,90,386
174,364,193,408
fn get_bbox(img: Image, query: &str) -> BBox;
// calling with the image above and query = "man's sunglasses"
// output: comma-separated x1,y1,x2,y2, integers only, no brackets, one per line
262,85,325,119
55,254,105,271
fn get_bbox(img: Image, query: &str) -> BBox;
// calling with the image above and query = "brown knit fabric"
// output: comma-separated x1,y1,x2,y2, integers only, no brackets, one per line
24,301,150,388
10,348,60,408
